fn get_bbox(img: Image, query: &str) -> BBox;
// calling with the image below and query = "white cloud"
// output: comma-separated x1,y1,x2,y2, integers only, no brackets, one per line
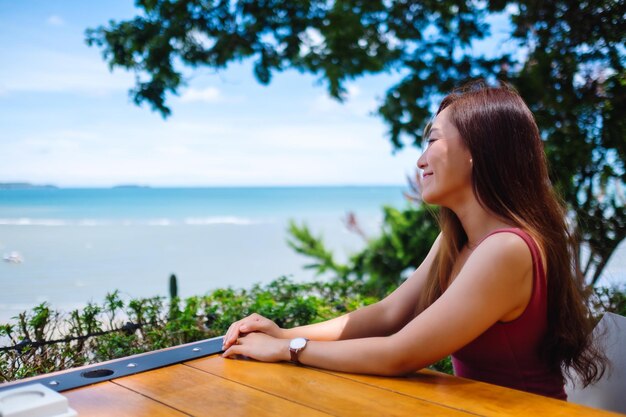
346,85,361,98
17,129,102,156
251,123,370,152
179,87,221,103
310,84,377,117
0,48,134,96
0,114,418,187
47,15,65,27
154,145,192,156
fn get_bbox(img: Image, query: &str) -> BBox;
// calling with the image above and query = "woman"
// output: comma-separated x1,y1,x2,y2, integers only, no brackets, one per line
222,82,606,400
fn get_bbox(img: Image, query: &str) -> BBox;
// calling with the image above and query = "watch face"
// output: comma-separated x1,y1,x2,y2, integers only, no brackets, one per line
290,337,307,349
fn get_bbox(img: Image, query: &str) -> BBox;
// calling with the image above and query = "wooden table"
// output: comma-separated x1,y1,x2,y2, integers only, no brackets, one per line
61,354,621,416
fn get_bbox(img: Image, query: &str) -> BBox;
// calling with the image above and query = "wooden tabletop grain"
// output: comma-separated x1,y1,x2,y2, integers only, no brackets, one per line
60,355,621,417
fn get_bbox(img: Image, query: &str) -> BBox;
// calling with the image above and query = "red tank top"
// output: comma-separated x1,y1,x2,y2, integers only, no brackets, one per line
451,228,567,400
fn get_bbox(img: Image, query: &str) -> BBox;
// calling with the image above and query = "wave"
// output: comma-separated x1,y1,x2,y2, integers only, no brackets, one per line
0,217,266,226
146,218,173,226
0,218,71,226
184,216,258,225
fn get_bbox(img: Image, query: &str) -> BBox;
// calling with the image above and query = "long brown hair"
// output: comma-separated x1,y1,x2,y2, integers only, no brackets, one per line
417,81,606,386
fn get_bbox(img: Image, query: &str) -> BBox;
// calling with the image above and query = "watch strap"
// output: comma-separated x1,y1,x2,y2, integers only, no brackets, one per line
289,347,300,363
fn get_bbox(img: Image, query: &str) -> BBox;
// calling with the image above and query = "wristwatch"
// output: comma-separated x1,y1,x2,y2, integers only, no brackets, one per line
289,337,309,364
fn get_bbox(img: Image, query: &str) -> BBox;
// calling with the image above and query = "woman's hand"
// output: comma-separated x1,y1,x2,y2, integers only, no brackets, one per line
222,332,290,362
222,313,283,350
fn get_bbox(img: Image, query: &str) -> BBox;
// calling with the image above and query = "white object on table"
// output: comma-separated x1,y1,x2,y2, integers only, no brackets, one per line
0,383,77,417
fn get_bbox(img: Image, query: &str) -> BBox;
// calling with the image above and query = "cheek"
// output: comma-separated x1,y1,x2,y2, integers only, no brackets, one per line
455,154,472,175
452,161,473,189
450,148,472,177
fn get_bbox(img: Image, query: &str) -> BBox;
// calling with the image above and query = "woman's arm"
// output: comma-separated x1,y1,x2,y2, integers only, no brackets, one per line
223,232,534,376
223,235,442,349
282,234,442,341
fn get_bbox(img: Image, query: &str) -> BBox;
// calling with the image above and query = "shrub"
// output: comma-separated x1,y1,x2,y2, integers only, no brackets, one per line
0,276,376,382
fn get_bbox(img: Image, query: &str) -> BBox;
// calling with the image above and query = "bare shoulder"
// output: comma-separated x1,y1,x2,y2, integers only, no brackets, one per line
473,231,533,266
447,231,534,321
465,231,533,284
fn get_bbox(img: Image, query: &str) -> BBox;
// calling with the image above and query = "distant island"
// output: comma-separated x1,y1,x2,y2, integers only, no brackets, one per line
0,183,154,190
0,182,58,190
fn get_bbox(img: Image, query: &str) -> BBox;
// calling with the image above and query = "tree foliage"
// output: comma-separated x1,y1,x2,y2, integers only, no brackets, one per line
289,203,439,298
87,0,625,284
86,0,500,118
504,1,626,285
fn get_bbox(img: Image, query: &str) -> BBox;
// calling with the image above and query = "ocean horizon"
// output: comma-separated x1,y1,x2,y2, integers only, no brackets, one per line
1,186,624,322
0,186,410,321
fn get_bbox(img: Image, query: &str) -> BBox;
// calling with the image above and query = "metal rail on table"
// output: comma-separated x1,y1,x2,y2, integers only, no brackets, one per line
0,336,224,393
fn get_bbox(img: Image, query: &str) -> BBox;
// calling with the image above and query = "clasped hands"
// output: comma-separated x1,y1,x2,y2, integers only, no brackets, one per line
221,313,290,362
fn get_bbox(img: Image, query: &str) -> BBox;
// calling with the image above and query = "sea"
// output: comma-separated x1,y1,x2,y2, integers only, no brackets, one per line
1,186,625,323
0,186,410,322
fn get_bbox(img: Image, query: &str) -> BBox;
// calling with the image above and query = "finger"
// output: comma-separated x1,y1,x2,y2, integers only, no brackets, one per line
223,327,231,348
222,343,244,359
221,335,231,351
227,318,256,345
228,320,246,342
223,314,264,348
223,326,232,348
226,323,237,344
239,320,261,333
224,320,251,349
223,321,241,348
224,331,238,349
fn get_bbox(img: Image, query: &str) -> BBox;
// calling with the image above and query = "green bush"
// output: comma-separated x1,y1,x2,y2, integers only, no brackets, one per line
288,204,439,299
0,276,376,382
1,277,623,382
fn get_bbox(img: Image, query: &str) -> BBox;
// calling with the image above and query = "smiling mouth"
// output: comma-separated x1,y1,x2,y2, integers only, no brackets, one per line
422,172,433,179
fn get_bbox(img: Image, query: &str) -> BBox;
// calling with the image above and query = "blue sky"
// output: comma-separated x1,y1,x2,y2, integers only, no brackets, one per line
0,1,515,187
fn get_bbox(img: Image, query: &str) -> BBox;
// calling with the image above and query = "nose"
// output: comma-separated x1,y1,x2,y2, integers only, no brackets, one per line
417,151,427,169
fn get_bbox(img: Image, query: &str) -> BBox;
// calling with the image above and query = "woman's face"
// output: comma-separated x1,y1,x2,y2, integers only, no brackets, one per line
417,107,473,207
